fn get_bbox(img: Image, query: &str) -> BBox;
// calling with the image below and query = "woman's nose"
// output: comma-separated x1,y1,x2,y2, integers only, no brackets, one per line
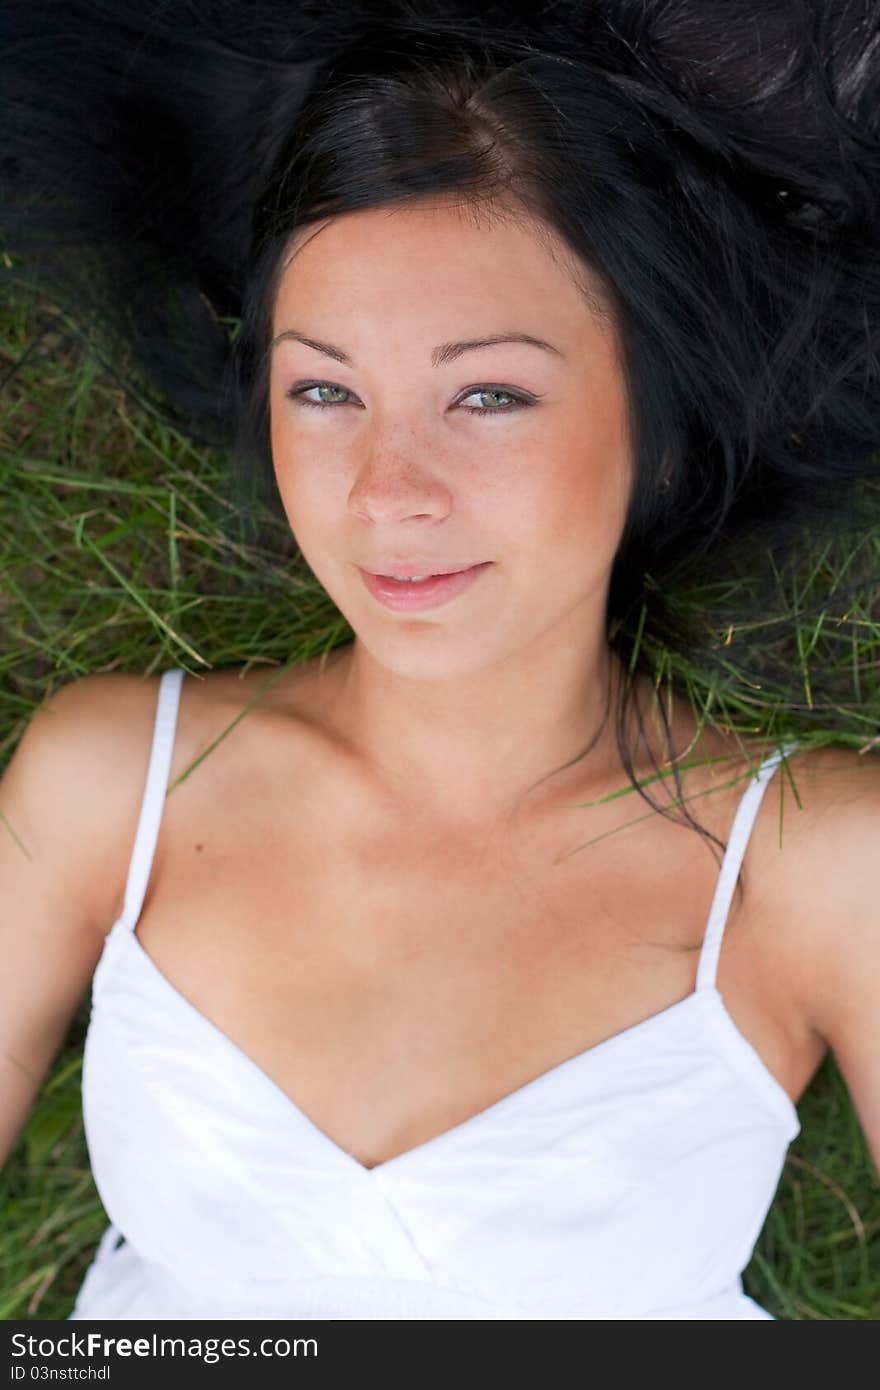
347,433,453,523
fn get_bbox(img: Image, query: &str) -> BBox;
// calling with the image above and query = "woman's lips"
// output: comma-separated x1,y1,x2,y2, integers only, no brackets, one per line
358,562,492,611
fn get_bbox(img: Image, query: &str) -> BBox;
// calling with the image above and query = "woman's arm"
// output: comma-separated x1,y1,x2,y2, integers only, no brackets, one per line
0,676,142,1169
783,746,880,1175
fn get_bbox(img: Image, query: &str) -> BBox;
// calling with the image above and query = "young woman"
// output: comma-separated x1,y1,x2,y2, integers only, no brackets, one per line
2,1,879,1319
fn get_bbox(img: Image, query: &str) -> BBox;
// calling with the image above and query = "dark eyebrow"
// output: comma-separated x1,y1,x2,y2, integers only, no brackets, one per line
269,330,566,367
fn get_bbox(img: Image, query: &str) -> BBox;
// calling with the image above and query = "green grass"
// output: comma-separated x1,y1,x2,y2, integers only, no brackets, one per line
1,264,878,1320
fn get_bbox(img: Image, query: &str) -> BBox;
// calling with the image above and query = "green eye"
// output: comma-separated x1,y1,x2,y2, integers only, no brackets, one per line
458,388,533,414
285,381,537,414
288,383,354,409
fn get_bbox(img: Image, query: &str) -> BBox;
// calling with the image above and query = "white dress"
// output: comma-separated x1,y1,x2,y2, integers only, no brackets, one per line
69,667,802,1319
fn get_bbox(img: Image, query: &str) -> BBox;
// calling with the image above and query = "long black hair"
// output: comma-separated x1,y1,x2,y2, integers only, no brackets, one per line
3,0,880,876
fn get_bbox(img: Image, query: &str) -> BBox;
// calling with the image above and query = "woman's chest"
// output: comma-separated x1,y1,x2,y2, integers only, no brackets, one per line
121,733,823,1170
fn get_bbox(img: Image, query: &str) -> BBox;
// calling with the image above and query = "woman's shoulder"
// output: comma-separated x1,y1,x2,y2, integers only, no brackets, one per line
758,735,880,859
659,704,879,982
7,670,173,936
700,726,880,941
19,661,325,931
769,735,880,951
0,659,339,1049
22,667,170,799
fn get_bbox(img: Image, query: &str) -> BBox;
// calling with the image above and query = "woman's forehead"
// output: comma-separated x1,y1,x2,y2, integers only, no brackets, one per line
273,203,615,340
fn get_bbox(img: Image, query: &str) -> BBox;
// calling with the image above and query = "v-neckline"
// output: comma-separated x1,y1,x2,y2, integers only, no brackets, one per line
112,925,715,1177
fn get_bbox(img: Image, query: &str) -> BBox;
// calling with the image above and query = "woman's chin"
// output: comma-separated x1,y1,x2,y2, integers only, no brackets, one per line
351,623,511,682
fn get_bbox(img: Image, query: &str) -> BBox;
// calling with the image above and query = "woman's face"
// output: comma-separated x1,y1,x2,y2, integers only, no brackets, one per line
268,200,634,681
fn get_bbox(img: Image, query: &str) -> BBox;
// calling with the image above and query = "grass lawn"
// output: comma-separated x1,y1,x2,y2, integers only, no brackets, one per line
1,266,878,1320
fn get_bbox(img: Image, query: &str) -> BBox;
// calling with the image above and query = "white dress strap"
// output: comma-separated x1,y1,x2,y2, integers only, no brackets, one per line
115,667,185,934
695,739,801,993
